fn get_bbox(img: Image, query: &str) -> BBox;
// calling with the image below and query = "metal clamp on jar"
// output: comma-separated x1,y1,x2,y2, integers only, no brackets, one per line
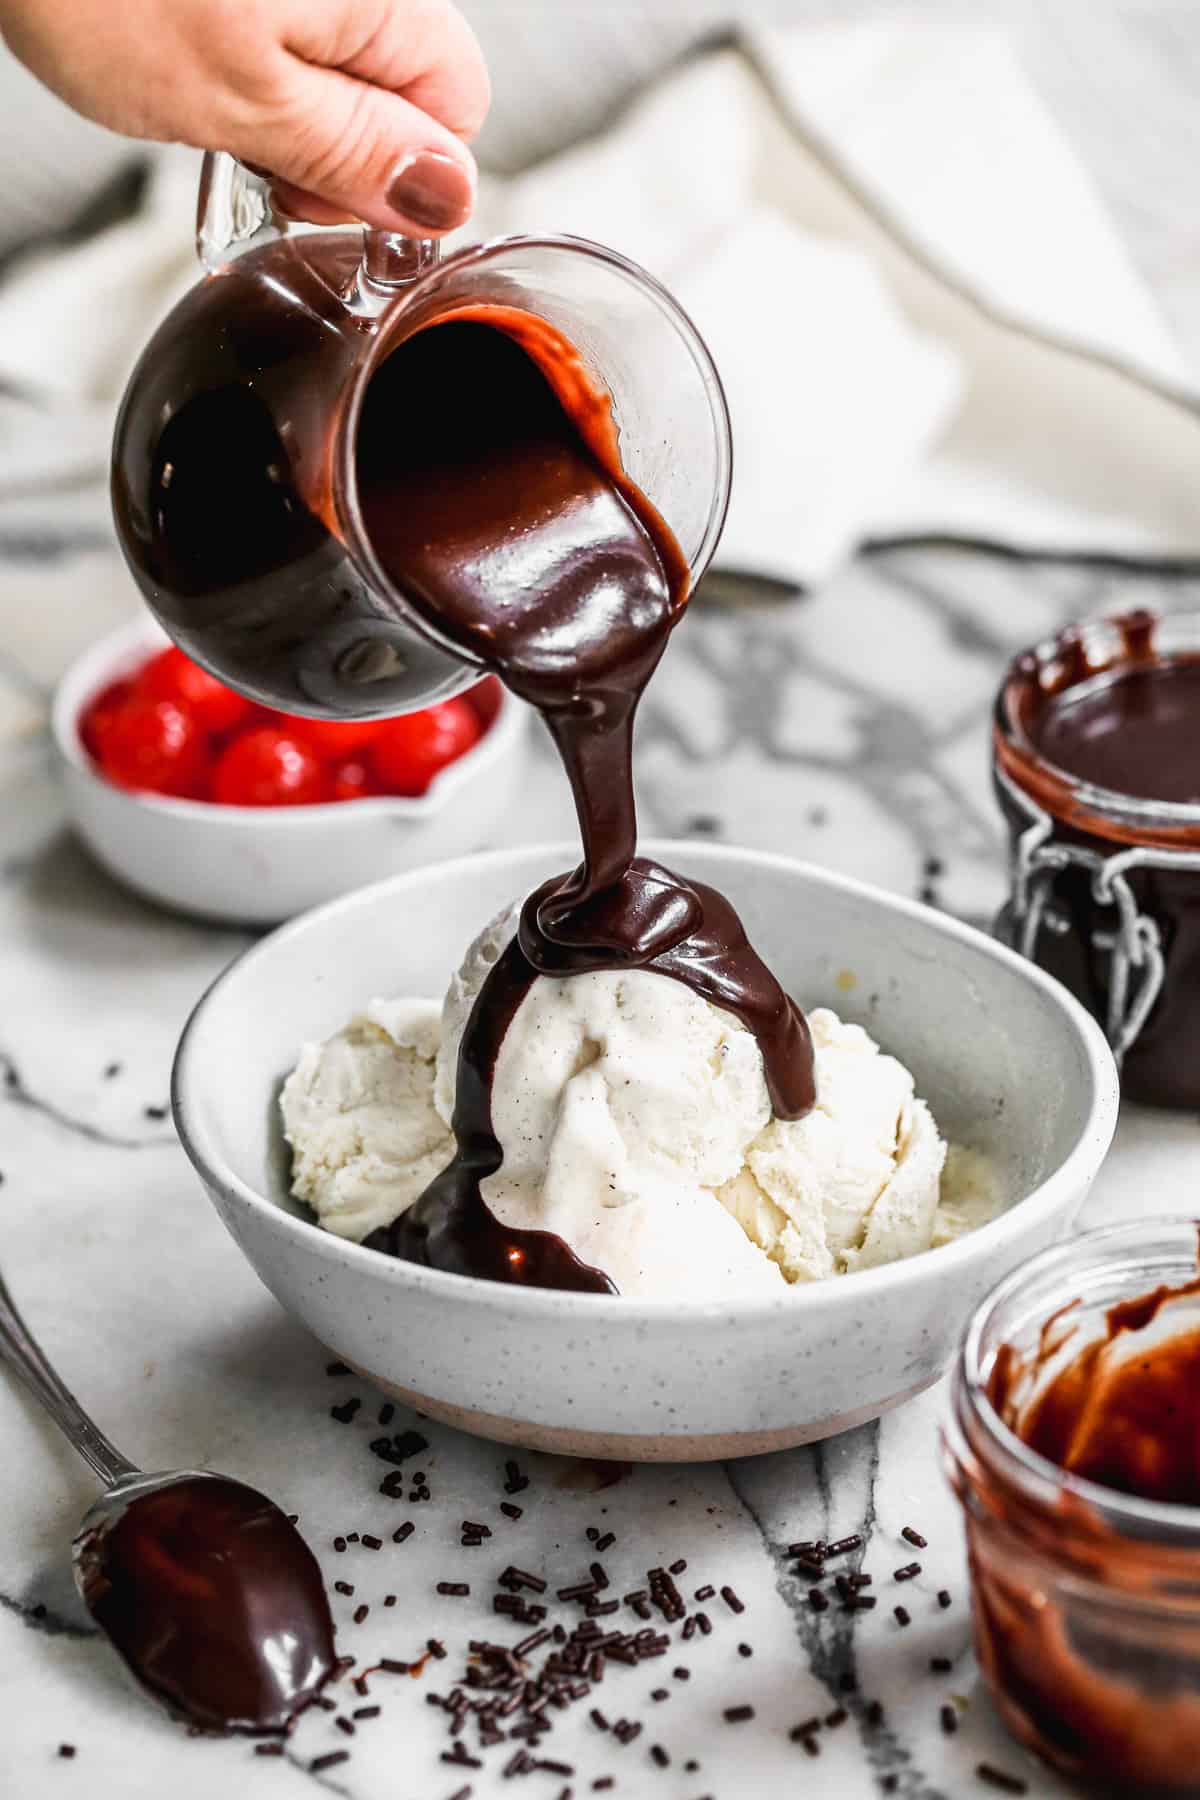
993,610,1200,1108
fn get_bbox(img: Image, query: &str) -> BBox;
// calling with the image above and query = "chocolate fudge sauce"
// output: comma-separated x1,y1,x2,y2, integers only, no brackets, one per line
990,1276,1200,1504
1030,638,1200,807
962,1268,1200,1792
75,1474,335,1733
356,312,814,1292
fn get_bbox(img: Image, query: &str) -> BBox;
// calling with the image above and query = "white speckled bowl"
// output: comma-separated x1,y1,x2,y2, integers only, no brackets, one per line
173,843,1119,1461
52,616,529,924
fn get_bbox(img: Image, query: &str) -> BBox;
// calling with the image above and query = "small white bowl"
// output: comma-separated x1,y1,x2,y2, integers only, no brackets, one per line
173,843,1119,1462
52,616,530,924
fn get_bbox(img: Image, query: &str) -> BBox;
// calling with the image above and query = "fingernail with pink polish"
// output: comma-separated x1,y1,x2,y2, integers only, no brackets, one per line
386,150,473,232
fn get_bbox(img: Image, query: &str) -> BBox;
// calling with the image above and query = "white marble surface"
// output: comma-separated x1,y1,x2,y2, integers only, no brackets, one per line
1,534,1199,1799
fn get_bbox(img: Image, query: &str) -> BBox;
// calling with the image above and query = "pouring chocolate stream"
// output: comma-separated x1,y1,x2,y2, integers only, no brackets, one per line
356,310,814,1292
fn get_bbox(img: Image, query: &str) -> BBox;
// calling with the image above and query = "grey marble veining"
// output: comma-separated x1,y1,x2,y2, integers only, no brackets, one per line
1,535,1199,1799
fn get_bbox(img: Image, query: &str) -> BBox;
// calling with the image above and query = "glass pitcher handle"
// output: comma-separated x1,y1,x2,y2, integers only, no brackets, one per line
196,152,440,293
196,152,277,271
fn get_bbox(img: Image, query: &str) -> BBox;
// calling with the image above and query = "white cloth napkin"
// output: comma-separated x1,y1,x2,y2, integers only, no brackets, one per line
0,18,1197,586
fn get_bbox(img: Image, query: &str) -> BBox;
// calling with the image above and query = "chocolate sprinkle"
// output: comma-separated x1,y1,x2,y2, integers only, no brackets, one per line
894,1605,911,1627
724,1705,754,1723
361,1534,382,1551
719,1586,744,1615
940,1704,958,1735
309,1751,350,1773
902,1526,928,1549
693,1585,715,1602
938,1589,953,1609
500,1503,523,1521
353,1705,381,1720
353,1604,369,1624
441,1744,483,1769
976,1765,1028,1794
737,1643,752,1658
330,1398,361,1424
393,1522,415,1544
58,1746,77,1759
894,1563,921,1581
650,1745,669,1767
254,1743,283,1756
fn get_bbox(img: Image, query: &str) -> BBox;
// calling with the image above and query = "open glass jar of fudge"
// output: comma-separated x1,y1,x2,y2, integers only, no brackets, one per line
993,608,1200,1107
945,1220,1200,1795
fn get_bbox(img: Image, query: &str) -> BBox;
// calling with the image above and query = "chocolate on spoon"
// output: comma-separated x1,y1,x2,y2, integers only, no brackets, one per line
0,1266,334,1734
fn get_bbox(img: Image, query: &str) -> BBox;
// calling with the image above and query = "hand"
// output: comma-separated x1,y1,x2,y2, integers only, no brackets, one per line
0,0,489,233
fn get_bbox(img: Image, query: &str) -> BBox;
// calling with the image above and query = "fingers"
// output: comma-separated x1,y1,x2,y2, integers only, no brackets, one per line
269,180,357,226
286,0,490,141
238,61,477,233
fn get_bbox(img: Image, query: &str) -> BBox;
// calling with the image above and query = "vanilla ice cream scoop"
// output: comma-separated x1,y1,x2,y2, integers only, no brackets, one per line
280,999,452,1240
283,906,995,1296
718,1009,946,1283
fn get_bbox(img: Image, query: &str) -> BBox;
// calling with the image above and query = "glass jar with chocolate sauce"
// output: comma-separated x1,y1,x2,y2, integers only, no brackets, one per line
994,610,1200,1108
111,155,732,720
946,1220,1200,1796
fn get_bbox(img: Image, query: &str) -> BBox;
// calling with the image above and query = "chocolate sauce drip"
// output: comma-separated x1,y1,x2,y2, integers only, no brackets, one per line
75,1475,335,1733
358,314,814,1292
369,936,616,1292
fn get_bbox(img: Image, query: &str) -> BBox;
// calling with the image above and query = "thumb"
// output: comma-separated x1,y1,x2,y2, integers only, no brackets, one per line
241,66,477,235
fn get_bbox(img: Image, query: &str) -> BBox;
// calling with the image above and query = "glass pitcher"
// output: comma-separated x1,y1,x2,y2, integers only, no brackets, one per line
110,155,732,719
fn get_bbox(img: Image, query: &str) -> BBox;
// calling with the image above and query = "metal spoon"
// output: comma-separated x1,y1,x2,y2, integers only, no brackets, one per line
0,1264,335,1734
